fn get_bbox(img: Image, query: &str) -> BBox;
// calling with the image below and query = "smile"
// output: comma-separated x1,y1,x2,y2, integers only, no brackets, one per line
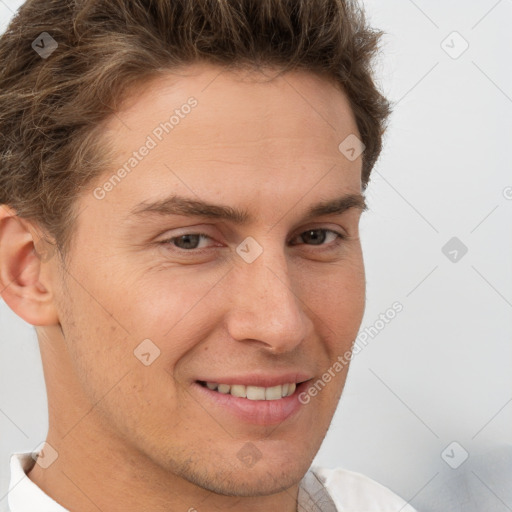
198,381,297,400
193,374,312,425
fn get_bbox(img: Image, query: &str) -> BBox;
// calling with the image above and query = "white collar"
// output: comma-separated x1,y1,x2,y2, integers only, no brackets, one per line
8,452,69,511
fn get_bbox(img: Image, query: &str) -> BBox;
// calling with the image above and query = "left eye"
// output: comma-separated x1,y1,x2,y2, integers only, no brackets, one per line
290,228,344,246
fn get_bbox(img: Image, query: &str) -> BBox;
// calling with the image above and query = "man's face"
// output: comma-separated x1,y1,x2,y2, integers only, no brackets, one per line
47,63,366,496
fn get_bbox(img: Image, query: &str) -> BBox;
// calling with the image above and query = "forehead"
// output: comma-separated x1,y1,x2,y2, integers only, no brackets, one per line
82,63,363,227
102,62,360,161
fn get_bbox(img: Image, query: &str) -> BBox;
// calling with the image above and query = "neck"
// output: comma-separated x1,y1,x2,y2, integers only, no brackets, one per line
27,422,301,512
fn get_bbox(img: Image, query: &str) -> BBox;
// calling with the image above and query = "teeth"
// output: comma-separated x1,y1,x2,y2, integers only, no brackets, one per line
217,384,230,394
230,384,247,398
247,385,266,400
202,382,297,400
265,385,282,400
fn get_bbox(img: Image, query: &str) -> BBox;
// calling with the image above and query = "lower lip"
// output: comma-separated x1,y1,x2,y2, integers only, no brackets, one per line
192,381,308,426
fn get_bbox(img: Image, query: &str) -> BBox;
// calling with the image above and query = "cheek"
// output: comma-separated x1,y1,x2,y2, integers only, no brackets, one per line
119,269,228,366
76,260,224,358
57,275,186,439
335,264,366,328
295,256,366,336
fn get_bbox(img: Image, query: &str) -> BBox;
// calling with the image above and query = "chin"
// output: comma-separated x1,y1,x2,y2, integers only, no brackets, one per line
185,462,308,497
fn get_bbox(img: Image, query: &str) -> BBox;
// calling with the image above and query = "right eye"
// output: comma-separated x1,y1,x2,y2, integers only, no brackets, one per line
160,233,217,251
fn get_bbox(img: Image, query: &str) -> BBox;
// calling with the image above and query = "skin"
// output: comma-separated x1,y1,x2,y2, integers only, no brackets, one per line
0,62,367,512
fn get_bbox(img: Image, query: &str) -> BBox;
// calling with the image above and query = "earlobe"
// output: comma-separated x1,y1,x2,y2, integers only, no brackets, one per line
0,205,60,326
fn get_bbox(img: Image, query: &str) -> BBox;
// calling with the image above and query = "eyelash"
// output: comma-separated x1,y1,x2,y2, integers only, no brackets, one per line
159,228,347,253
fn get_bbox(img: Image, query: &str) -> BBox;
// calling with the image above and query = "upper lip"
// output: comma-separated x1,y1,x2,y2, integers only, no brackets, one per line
196,372,313,388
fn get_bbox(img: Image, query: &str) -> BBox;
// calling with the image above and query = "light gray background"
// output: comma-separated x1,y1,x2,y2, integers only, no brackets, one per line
1,1,511,511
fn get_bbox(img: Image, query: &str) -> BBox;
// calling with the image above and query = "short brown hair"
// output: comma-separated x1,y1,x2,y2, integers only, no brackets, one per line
0,0,391,261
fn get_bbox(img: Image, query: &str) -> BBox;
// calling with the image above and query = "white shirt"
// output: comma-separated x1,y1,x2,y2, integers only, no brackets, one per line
8,451,418,511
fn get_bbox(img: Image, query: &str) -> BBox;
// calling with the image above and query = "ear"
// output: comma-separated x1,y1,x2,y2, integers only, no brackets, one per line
0,205,60,326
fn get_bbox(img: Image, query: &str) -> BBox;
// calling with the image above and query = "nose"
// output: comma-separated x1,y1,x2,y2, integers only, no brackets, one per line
224,243,311,354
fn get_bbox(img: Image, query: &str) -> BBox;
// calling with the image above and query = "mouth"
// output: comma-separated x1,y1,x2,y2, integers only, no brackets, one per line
193,377,312,426
197,380,298,400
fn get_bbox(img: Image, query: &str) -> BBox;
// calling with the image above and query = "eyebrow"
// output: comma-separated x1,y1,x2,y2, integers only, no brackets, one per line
128,192,367,224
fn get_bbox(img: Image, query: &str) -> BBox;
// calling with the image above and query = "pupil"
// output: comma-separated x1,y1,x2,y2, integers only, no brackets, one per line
303,229,325,245
175,234,200,249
